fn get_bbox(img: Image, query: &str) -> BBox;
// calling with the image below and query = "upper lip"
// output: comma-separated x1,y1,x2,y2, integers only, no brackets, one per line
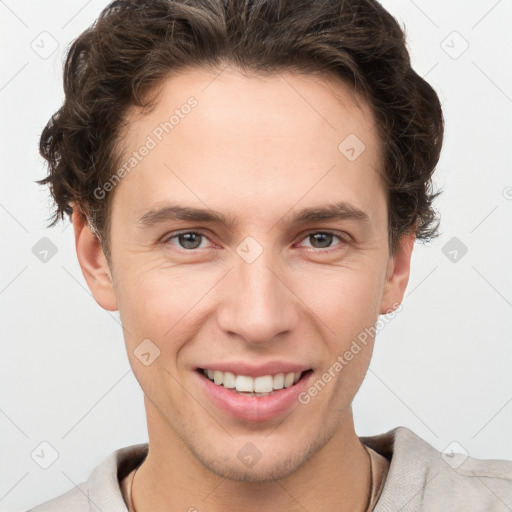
196,361,312,378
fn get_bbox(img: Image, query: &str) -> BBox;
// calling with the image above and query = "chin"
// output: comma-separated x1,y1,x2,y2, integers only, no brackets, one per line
191,434,324,483
203,456,303,483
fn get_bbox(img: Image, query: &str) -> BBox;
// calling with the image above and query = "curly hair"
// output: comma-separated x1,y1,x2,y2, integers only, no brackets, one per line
37,0,444,263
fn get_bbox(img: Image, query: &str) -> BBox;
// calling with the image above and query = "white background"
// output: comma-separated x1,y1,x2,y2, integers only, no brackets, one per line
1,1,511,510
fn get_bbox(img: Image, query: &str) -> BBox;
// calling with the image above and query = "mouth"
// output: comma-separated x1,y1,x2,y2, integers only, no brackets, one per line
196,368,314,397
194,367,314,421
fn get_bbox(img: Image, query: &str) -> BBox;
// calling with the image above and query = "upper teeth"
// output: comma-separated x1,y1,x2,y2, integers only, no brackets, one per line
203,369,303,393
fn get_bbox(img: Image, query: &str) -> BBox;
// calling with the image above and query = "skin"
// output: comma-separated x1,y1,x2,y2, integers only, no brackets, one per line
72,65,414,512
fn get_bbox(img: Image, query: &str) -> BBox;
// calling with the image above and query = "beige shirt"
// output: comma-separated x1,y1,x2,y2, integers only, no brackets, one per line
28,426,512,511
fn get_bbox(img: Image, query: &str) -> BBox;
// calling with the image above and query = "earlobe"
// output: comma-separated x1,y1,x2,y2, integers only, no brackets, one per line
72,205,118,312
379,232,415,315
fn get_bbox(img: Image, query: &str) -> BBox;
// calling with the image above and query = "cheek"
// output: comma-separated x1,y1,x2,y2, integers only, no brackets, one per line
115,260,216,346
116,266,210,400
290,262,385,402
291,262,385,337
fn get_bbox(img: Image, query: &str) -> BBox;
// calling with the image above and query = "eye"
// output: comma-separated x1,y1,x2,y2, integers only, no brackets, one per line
161,230,348,253
163,231,213,250
296,231,348,250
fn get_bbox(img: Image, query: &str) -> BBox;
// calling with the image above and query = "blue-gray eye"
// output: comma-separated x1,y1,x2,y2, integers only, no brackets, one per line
166,232,207,250
299,232,344,249
309,232,335,248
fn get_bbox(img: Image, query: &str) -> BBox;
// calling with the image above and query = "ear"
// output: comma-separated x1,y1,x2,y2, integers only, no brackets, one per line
379,232,415,314
71,204,118,311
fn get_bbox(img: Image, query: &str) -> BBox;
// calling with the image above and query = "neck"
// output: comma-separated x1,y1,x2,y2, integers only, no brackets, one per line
132,397,372,512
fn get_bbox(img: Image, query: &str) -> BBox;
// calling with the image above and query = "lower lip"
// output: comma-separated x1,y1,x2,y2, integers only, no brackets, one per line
195,369,313,422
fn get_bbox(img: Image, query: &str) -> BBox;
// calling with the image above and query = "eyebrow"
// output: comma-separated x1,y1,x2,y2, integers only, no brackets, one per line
136,201,370,229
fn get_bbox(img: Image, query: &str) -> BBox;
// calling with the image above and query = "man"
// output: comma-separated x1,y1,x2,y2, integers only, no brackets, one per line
30,0,512,510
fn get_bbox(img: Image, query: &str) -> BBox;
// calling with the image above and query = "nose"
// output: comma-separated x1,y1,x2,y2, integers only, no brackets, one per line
216,249,299,346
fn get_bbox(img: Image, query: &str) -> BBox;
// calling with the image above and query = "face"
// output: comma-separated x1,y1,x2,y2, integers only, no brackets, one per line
75,65,413,482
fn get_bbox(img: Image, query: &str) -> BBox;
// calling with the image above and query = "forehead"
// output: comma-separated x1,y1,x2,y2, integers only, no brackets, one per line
123,65,379,151
111,66,385,228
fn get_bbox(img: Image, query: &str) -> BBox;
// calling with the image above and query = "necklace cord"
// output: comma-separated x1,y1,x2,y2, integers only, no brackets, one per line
129,466,138,512
363,444,374,512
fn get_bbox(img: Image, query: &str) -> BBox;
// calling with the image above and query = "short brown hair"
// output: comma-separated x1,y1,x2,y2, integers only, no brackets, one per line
37,0,444,263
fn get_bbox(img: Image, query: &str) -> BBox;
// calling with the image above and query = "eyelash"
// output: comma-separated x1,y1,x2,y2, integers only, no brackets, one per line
162,229,349,252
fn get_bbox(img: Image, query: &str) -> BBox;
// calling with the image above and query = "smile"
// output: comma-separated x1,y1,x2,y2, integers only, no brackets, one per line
199,368,310,396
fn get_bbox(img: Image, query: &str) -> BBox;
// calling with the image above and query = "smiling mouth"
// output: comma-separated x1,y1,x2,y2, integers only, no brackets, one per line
196,368,313,397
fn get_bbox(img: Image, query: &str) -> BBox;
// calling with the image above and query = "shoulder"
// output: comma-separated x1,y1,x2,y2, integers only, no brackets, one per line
27,443,148,512
27,483,89,512
361,426,512,511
